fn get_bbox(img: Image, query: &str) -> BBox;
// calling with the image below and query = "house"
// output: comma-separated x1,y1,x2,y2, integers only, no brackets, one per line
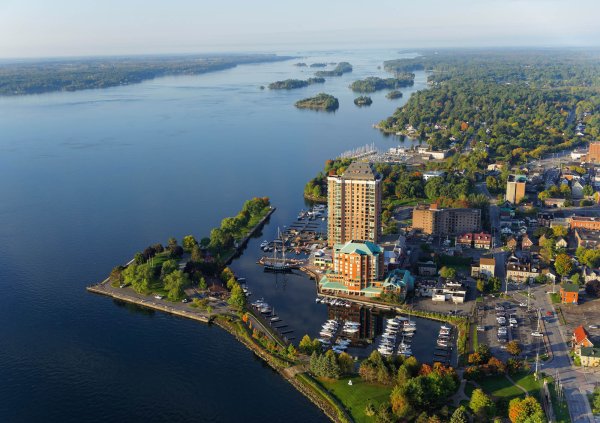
521,234,534,250
537,212,554,227
544,198,567,208
560,283,580,304
541,268,556,284
432,280,467,304
579,347,600,367
456,233,474,248
423,170,446,181
473,232,492,249
555,237,568,249
576,229,600,249
584,267,600,283
572,325,594,352
506,236,518,251
572,180,585,199
471,257,496,279
417,261,437,276
506,256,540,283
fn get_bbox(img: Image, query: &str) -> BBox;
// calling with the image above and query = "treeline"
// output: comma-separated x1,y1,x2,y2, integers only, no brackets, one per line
268,77,325,90
0,54,291,96
349,74,414,93
315,62,352,77
378,49,600,168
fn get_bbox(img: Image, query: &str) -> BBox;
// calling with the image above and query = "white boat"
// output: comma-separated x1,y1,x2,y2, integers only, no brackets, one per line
260,240,269,248
441,324,451,331
403,326,417,332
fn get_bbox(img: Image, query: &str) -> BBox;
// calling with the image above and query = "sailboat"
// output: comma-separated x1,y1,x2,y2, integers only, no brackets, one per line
263,227,292,273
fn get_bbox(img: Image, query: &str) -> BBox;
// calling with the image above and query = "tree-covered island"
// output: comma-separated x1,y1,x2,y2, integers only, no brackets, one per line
354,96,373,106
386,90,403,99
295,93,339,111
310,63,327,68
349,74,415,93
268,77,325,90
315,62,353,77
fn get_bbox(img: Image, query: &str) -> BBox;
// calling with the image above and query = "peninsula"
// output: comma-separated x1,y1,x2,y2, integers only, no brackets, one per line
268,77,325,90
349,74,414,93
295,93,339,111
0,54,292,96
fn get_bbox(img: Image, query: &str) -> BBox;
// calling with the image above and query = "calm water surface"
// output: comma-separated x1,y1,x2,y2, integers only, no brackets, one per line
0,49,426,422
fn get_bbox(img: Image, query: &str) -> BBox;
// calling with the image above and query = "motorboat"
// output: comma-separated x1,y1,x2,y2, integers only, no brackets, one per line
260,240,269,248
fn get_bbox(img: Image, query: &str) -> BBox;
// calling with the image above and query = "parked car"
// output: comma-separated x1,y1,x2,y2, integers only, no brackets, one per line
546,311,553,317
531,331,543,337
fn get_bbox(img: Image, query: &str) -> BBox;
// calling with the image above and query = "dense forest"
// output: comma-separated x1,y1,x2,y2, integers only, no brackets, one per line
315,62,353,77
379,50,600,173
0,54,291,96
268,77,325,90
349,74,414,93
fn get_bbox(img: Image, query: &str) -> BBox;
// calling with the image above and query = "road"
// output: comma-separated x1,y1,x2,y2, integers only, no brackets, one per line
531,284,595,422
478,181,594,421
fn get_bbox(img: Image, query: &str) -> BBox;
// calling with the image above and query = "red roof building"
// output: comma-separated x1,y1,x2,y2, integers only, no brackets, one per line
573,325,594,351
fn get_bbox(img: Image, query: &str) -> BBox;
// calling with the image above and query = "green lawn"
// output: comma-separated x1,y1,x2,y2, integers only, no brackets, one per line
549,293,561,304
478,372,542,401
472,325,479,351
320,377,392,423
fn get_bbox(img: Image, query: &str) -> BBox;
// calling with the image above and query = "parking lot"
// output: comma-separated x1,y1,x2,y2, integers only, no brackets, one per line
476,296,547,362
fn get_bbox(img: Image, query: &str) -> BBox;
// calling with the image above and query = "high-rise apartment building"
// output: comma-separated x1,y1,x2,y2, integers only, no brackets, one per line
327,161,381,247
412,204,481,236
505,174,527,204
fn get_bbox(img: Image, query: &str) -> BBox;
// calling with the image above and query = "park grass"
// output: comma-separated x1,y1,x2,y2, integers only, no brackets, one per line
295,374,352,423
385,197,427,208
319,377,392,423
472,325,479,351
549,293,561,304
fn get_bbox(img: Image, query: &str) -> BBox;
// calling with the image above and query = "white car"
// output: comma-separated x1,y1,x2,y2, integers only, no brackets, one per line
531,331,543,337
154,295,163,300
590,325,598,329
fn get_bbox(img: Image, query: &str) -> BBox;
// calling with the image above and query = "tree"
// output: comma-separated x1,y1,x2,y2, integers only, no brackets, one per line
163,269,190,301
508,396,545,423
554,253,573,277
449,406,469,423
476,279,486,294
134,252,144,265
182,235,198,252
299,335,315,354
440,266,457,279
167,237,178,247
584,184,594,197
593,386,600,414
198,277,208,291
337,352,354,375
506,340,522,356
469,388,495,419
227,283,246,309
477,344,491,361
552,226,568,238
160,259,178,278
365,402,376,417
586,280,600,297
390,385,413,417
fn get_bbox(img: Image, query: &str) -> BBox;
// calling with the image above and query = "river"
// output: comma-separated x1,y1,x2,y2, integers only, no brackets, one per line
0,49,426,422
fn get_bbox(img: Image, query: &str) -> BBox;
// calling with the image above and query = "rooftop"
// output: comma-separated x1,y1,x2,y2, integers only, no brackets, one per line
335,240,382,256
562,283,580,293
341,161,379,181
574,325,590,344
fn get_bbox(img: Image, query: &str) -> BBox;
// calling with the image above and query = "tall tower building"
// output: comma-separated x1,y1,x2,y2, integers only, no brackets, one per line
505,174,527,204
327,161,381,247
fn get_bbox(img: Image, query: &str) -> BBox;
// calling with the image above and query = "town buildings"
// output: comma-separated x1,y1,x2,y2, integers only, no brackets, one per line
327,161,382,247
506,255,540,283
506,174,527,204
560,283,580,304
318,240,414,298
412,204,481,236
471,257,496,279
587,141,600,163
570,216,600,231
576,229,600,249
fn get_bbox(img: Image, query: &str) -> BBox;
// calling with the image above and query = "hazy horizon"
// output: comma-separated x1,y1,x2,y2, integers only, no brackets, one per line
1,0,599,59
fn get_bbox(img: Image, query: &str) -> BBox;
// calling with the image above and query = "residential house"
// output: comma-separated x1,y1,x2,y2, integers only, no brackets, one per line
506,236,518,251
506,256,540,283
456,233,474,248
579,347,600,367
473,232,493,249
572,325,594,352
560,283,580,304
555,237,568,249
521,234,534,250
471,257,496,279
572,179,585,199
544,198,567,208
583,267,600,283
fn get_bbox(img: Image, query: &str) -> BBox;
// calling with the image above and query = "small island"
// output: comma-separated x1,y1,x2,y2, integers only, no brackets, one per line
349,74,415,92
295,93,339,111
386,90,403,99
309,63,327,68
353,96,373,106
268,77,325,90
294,62,307,67
314,62,352,77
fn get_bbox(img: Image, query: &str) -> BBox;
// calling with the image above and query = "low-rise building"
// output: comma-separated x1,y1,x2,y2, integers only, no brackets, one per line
579,347,600,367
560,283,580,304
555,237,568,249
506,236,518,250
456,233,474,248
473,232,492,249
576,229,600,249
570,216,600,231
431,281,468,304
423,170,446,181
506,256,540,283
521,234,534,250
573,325,594,352
544,198,567,208
417,261,437,276
471,257,496,278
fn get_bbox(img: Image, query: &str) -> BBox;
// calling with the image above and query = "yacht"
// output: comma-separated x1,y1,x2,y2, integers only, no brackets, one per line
260,240,269,249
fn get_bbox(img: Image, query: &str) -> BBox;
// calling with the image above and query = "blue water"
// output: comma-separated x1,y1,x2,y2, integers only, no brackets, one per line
0,49,425,422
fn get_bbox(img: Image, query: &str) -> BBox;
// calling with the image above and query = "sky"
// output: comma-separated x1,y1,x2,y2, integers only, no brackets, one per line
1,0,599,58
